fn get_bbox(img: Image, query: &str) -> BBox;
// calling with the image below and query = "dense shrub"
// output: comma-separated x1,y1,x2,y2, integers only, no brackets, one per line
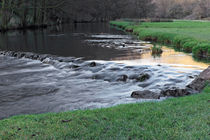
183,41,198,53
193,43,210,58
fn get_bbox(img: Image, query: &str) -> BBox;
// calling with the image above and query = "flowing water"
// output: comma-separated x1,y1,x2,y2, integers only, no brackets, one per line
0,23,209,119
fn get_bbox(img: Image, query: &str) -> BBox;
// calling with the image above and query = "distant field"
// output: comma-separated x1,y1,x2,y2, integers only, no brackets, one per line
134,21,210,41
110,20,210,60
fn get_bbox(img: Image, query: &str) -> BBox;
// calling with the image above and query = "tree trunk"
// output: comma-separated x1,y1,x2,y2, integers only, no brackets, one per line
41,0,47,25
33,0,37,25
1,0,7,29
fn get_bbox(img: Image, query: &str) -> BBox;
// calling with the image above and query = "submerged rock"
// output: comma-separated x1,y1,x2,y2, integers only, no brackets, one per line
136,73,150,82
117,75,128,82
69,65,80,69
131,90,160,99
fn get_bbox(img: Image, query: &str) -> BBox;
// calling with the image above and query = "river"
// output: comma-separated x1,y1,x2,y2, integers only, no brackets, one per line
0,23,209,119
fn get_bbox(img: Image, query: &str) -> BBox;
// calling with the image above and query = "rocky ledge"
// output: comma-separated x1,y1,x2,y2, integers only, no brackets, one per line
131,90,160,99
132,66,210,99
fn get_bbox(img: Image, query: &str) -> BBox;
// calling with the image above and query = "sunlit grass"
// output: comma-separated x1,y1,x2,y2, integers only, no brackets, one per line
110,20,210,60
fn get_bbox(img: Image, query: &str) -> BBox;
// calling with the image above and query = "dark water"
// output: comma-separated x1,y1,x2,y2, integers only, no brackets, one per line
0,23,208,119
0,23,130,60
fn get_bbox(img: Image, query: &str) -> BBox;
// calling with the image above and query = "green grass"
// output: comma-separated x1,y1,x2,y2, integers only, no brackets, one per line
0,86,209,139
110,20,210,59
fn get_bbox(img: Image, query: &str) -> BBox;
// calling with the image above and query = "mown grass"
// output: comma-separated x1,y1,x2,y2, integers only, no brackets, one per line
0,86,209,139
110,20,210,59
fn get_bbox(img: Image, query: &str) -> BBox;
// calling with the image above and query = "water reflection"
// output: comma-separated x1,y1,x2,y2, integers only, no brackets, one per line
112,46,209,70
0,23,127,60
0,23,209,70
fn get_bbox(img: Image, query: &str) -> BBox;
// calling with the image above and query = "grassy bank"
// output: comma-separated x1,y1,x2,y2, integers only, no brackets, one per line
0,86,209,139
110,20,210,60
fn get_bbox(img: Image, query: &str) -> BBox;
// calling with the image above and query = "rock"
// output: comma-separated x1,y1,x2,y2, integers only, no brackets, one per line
188,75,194,79
160,67,210,97
136,73,150,82
117,75,128,82
69,65,80,69
187,66,210,91
89,62,96,67
131,90,160,99
161,88,191,97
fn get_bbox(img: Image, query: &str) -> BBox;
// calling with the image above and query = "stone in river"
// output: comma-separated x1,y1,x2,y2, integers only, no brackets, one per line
136,73,150,82
89,62,97,67
131,90,160,99
117,75,128,82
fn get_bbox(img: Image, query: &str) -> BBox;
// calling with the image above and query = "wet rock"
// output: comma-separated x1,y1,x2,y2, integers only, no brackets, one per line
38,55,48,61
161,88,191,97
124,66,135,69
159,67,210,97
69,65,80,69
188,75,194,79
117,75,128,82
42,58,52,64
131,90,160,99
187,66,210,91
187,78,208,91
136,73,150,82
89,62,97,67
109,67,121,71
17,53,25,58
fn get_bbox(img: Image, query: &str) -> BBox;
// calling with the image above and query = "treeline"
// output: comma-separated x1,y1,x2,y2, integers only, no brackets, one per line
0,0,66,30
67,0,155,22
154,0,210,19
1,0,210,30
0,0,156,30
68,0,210,22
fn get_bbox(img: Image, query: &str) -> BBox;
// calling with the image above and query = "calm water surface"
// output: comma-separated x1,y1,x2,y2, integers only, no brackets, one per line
0,23,127,60
0,23,209,119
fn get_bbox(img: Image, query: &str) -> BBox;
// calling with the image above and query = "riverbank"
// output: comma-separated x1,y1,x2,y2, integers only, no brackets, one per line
0,86,209,139
110,20,210,60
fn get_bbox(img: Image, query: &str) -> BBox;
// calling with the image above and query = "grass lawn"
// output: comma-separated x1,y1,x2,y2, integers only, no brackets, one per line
110,20,210,59
0,86,209,139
